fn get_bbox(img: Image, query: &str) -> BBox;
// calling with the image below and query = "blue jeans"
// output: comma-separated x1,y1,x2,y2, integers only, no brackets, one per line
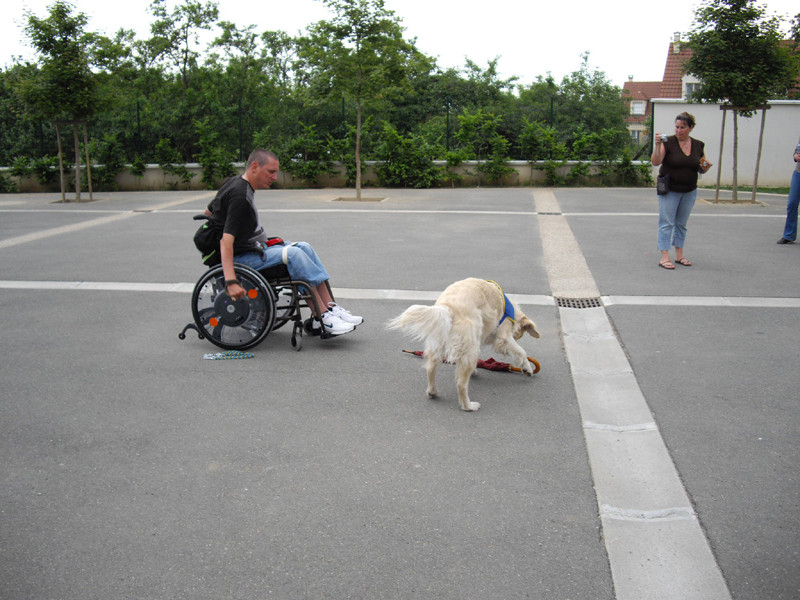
782,170,800,241
233,241,330,286
658,189,697,251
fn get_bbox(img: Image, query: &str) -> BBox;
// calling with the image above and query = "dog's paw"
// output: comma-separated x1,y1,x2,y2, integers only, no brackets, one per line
519,359,534,376
426,388,438,399
462,401,481,412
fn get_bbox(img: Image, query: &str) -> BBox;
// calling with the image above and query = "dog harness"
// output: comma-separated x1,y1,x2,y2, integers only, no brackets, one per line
487,280,515,326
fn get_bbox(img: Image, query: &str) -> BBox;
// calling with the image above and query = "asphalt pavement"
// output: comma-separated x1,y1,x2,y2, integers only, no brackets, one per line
0,186,797,600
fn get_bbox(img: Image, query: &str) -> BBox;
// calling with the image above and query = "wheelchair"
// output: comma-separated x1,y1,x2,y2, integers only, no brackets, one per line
178,217,337,351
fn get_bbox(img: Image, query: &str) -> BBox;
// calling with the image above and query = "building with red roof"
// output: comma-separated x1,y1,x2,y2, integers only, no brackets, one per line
624,32,798,146
623,33,696,145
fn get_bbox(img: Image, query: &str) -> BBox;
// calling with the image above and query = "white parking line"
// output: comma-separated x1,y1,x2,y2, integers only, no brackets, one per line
0,280,796,310
534,189,733,600
0,193,214,250
0,212,138,250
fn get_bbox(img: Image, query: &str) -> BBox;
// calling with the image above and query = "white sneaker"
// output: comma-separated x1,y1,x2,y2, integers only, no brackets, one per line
327,302,364,325
321,311,356,335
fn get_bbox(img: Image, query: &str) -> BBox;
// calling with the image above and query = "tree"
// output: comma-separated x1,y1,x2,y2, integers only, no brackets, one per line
374,123,442,188
518,119,566,161
18,0,100,200
792,13,800,47
516,55,628,159
148,0,219,89
299,0,419,199
553,53,629,155
686,0,800,200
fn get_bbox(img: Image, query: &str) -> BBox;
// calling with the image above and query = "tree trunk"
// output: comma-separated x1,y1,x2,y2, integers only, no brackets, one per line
714,109,726,202
355,100,362,201
72,123,81,201
732,113,738,202
83,121,93,201
751,108,768,202
55,122,66,203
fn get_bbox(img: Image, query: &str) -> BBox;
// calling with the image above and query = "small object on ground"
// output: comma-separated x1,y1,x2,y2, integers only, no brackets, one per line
203,350,255,360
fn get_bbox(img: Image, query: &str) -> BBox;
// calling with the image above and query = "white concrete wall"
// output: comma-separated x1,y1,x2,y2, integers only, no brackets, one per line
651,99,800,187
4,161,639,192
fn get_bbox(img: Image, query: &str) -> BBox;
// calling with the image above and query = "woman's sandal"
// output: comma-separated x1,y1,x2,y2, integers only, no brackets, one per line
659,260,675,270
675,258,692,266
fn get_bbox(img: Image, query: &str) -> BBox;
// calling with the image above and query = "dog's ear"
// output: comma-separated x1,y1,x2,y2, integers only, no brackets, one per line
517,315,541,339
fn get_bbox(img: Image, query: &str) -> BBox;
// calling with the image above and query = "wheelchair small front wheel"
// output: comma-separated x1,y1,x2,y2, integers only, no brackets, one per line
191,265,276,350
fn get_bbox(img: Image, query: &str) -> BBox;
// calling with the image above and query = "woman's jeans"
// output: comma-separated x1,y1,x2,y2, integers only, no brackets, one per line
233,241,330,287
658,189,697,251
782,170,800,241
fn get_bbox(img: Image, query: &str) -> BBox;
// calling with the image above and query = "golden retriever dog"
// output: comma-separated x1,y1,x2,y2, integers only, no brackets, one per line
387,278,540,411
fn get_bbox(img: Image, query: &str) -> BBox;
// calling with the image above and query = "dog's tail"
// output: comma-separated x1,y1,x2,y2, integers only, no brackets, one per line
387,305,452,355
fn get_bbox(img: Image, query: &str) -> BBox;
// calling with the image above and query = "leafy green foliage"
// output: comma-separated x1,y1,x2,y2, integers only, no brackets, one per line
542,160,567,186
276,123,338,186
0,170,16,191
156,137,195,187
10,156,32,183
454,109,505,161
374,123,442,188
518,119,567,161
130,155,147,178
613,148,653,186
194,117,235,189
90,133,126,190
299,0,422,193
2,0,727,191
571,127,626,161
18,1,98,121
476,136,514,185
686,0,800,113
32,155,59,184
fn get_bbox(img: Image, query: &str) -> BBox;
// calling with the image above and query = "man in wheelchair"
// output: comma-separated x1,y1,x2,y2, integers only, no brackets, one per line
202,148,362,336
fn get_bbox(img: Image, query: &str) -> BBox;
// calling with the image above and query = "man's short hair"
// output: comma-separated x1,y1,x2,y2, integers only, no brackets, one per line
246,149,278,169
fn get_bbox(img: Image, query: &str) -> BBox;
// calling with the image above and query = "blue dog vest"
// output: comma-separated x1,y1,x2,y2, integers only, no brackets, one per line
487,280,515,326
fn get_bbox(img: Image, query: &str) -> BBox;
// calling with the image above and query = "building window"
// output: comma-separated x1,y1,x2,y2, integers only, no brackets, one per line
630,101,645,116
685,82,703,99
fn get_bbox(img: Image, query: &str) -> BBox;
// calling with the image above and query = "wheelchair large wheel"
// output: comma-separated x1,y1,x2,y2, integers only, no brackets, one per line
191,265,276,350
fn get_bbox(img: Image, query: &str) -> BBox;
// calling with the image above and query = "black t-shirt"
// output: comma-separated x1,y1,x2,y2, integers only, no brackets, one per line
658,136,705,193
206,176,266,254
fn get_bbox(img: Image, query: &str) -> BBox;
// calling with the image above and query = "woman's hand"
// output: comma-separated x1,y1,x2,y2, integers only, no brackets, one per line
651,134,666,165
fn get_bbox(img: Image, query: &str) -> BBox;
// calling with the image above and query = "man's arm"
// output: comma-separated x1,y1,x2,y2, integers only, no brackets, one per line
220,233,245,300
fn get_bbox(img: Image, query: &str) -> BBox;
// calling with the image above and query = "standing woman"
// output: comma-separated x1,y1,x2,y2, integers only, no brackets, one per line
776,136,800,244
651,112,712,269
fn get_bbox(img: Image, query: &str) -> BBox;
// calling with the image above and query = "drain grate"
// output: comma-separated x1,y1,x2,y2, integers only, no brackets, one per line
555,297,603,309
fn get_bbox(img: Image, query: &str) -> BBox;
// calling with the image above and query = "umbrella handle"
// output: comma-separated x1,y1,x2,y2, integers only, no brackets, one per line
508,357,541,374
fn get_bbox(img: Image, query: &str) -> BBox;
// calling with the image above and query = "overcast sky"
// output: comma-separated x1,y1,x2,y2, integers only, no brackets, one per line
1,0,797,88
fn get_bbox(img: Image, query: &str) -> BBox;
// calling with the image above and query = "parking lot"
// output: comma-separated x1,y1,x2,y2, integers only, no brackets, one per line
1,186,798,599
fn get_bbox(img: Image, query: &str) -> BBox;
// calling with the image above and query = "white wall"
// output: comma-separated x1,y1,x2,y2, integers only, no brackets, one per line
651,99,800,187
